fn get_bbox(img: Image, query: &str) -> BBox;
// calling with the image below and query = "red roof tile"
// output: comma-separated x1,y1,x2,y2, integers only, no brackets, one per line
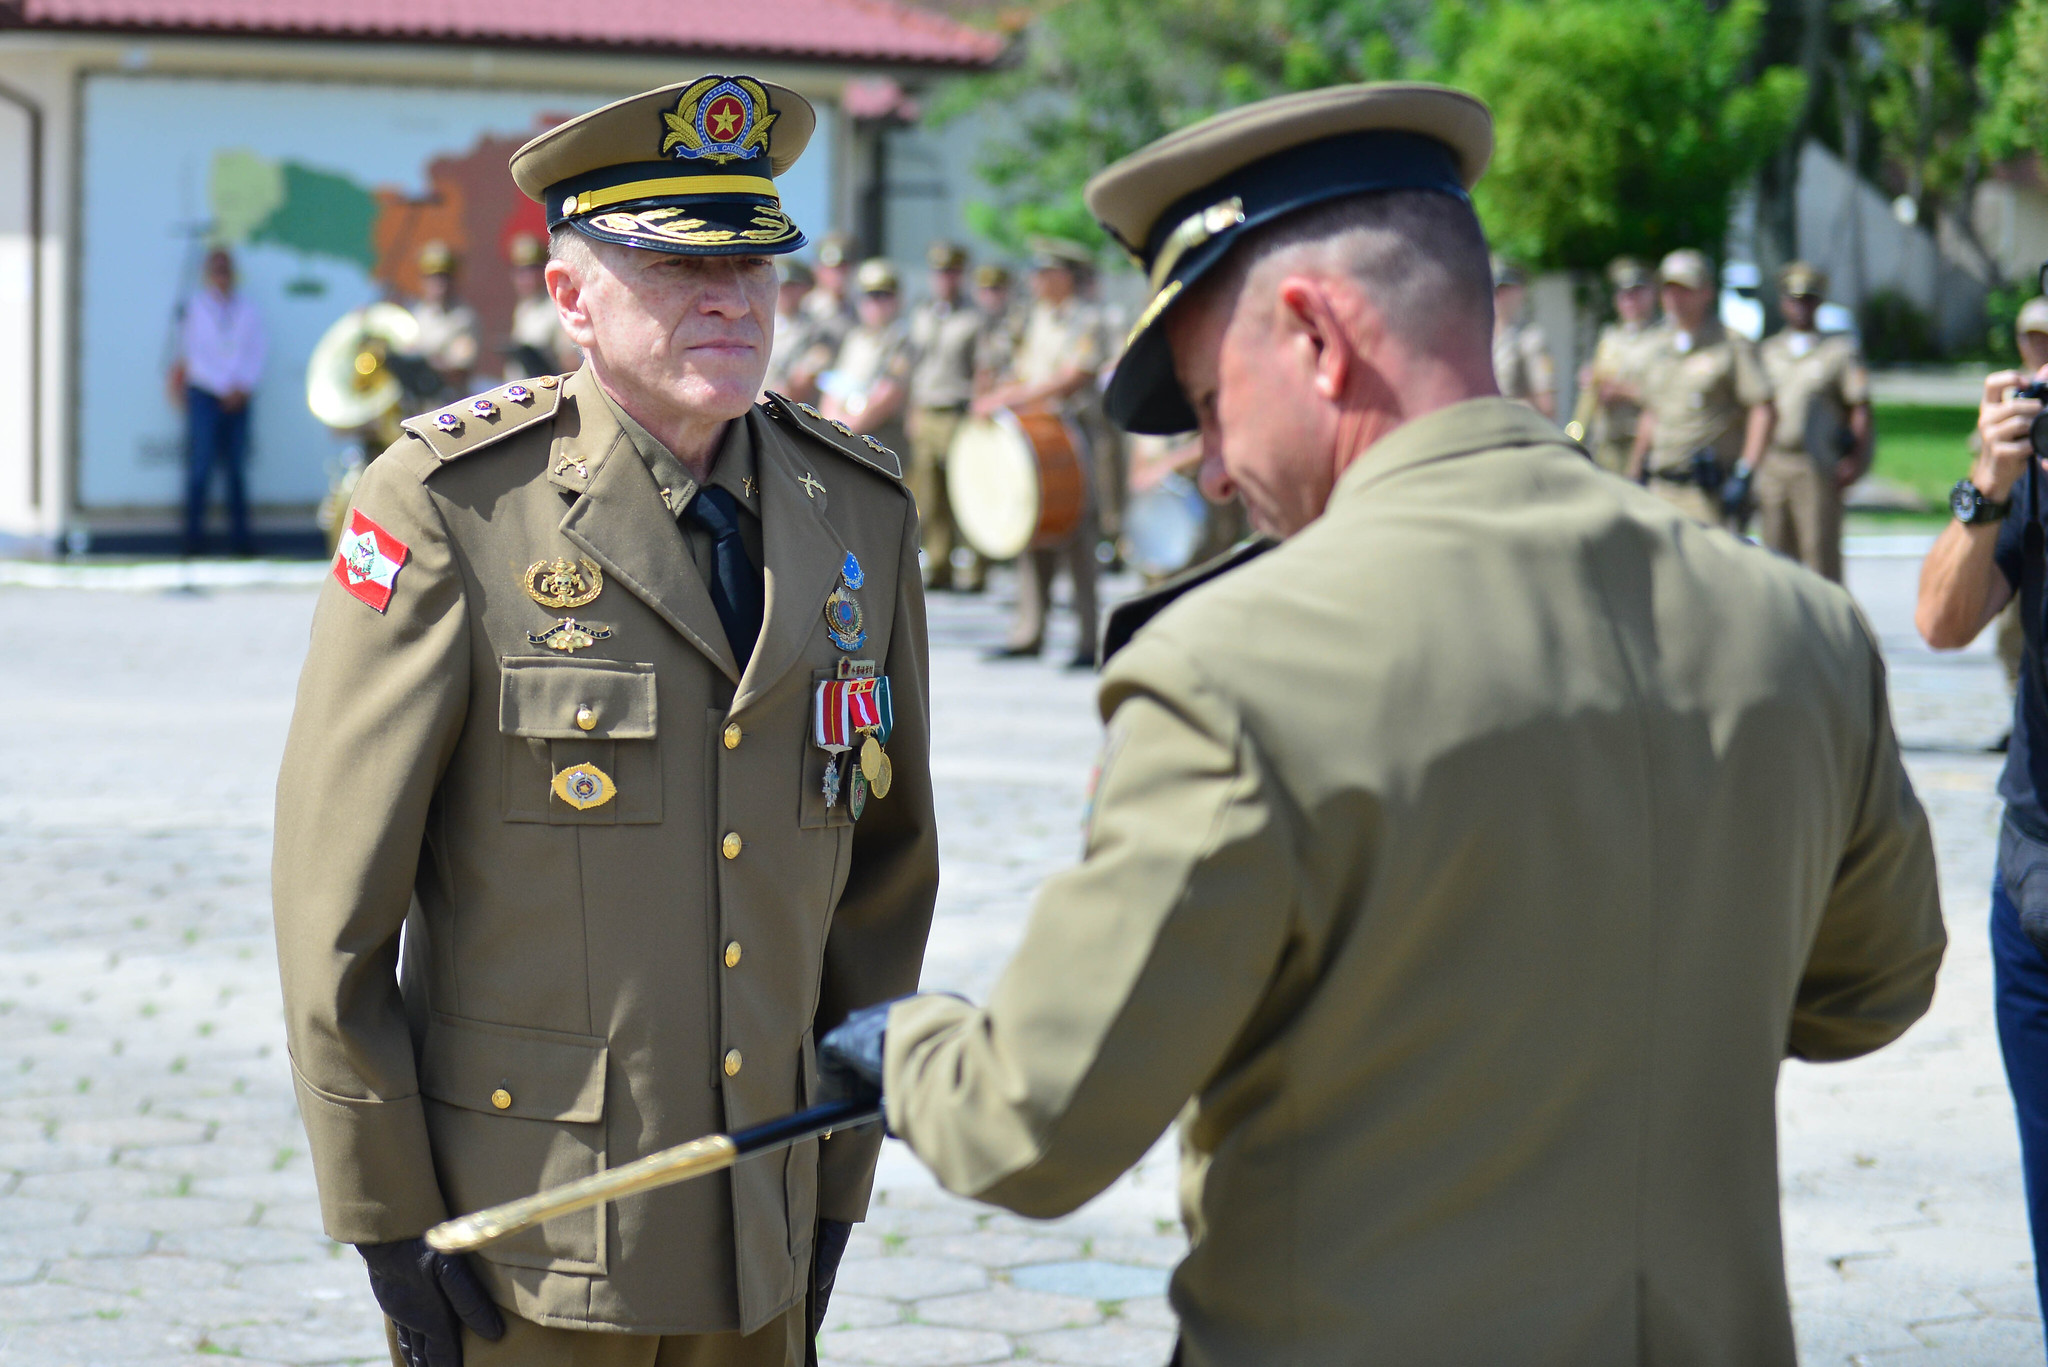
2,0,1008,68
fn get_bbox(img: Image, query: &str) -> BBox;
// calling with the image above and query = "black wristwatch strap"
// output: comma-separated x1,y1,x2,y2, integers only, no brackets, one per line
1954,479,2012,524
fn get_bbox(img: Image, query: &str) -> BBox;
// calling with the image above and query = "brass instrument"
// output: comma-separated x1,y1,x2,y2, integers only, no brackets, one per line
307,303,440,549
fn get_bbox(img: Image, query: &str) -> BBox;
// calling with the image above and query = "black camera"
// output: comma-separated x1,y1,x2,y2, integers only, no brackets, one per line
2018,379,2048,459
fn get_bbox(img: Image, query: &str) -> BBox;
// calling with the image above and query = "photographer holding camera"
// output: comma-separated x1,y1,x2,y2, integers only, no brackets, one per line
1915,262,2048,1325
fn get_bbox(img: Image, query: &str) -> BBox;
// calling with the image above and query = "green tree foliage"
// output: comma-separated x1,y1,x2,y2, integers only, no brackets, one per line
1444,0,1804,270
947,0,1800,271
1977,0,2048,164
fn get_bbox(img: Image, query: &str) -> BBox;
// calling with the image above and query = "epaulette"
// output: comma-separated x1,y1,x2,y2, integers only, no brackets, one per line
758,391,904,482
1100,535,1279,666
401,375,566,463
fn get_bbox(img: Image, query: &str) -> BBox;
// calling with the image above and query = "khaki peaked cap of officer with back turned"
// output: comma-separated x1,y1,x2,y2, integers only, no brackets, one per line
272,74,937,1367
817,83,1946,1366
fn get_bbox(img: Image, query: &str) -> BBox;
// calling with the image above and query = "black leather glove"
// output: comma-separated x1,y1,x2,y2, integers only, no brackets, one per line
809,1218,854,1344
357,1237,506,1367
1721,462,1754,521
817,999,894,1109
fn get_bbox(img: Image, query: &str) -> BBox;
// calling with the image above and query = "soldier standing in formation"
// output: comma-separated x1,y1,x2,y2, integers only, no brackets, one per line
408,240,482,404
904,241,988,592
1490,257,1554,419
1570,256,1662,475
1629,248,1775,527
821,80,1943,1367
273,74,938,1367
762,259,817,402
1755,262,1872,583
820,259,912,461
973,238,1107,667
970,263,1019,387
504,232,577,381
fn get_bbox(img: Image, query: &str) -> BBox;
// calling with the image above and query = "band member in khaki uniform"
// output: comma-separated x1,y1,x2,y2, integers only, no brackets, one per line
1756,262,1872,582
410,241,483,404
820,81,1944,1367
1629,248,1775,528
970,263,1020,388
762,258,820,402
819,259,911,461
1569,256,1662,474
273,75,938,1367
974,239,1106,666
1490,257,1554,418
905,241,987,591
505,233,577,381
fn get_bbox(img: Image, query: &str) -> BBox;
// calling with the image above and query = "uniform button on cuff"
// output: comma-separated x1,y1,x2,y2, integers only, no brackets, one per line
723,1049,742,1076
722,832,743,859
723,723,742,749
575,705,597,731
490,1088,513,1110
724,941,742,968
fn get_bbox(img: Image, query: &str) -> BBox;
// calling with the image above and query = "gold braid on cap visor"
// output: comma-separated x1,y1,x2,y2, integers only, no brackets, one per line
586,203,798,247
569,174,779,216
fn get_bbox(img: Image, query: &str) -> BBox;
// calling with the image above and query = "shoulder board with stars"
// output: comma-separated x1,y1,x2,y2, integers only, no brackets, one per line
758,391,904,482
401,375,566,463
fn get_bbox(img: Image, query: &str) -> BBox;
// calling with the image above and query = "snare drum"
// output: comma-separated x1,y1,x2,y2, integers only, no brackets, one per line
946,408,1087,560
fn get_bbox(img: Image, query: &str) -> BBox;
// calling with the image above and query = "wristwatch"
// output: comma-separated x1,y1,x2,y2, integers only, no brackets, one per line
1952,479,2012,525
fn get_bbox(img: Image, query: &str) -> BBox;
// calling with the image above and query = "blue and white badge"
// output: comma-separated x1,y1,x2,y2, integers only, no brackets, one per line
840,552,864,591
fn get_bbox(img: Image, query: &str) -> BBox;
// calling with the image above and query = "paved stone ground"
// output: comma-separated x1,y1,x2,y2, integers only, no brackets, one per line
0,548,2038,1366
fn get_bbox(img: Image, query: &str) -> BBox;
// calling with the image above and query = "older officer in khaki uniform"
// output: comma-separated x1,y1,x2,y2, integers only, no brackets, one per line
1756,262,1871,582
973,239,1107,665
273,75,938,1367
1630,248,1775,527
819,83,1944,1367
905,241,986,591
1568,256,1662,474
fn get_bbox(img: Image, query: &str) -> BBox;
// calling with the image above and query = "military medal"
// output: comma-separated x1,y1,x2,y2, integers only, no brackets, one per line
847,764,869,820
814,671,893,816
525,556,604,609
551,762,616,811
527,618,613,653
823,553,866,651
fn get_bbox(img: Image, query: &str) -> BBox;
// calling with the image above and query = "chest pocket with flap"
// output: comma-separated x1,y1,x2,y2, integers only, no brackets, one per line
500,656,662,824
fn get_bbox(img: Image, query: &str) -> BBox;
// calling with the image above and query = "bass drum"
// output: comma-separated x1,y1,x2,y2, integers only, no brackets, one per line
1123,471,1209,578
946,408,1087,560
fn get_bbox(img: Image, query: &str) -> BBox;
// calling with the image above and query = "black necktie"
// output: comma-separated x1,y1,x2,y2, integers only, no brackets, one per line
683,485,764,666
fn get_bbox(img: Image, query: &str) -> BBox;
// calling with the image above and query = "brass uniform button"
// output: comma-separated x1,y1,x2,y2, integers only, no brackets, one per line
722,832,742,859
575,705,597,731
724,941,742,968
490,1088,512,1110
723,1049,742,1077
723,723,742,750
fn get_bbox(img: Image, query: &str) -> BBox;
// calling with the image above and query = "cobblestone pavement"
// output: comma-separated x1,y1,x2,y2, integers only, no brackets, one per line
0,549,2039,1366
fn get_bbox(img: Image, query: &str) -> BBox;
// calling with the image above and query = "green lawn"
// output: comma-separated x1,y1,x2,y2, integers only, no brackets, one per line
1870,403,1977,508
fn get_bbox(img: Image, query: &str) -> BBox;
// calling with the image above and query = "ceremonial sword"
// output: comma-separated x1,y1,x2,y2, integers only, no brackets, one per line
424,1099,883,1254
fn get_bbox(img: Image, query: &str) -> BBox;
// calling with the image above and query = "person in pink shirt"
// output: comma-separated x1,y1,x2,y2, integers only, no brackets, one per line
169,248,265,555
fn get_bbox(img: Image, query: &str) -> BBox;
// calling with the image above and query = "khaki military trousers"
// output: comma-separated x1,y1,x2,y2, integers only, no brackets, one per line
1755,450,1843,582
386,1304,805,1367
1008,505,1102,661
906,406,983,590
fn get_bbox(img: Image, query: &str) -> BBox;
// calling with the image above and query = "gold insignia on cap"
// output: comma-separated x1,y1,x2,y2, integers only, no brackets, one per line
662,76,778,165
551,762,617,811
525,557,604,609
1148,196,1245,293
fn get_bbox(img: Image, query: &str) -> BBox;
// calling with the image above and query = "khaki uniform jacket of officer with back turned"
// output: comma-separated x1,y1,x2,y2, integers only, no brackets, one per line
857,83,1948,1367
272,75,937,1344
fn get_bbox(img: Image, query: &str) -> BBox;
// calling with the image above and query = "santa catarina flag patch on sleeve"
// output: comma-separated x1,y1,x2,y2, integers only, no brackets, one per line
333,509,410,613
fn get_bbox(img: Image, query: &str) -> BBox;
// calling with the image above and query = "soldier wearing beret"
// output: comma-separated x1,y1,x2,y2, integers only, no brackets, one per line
1756,262,1871,582
1629,248,1776,527
1568,256,1663,475
820,82,1943,1366
273,75,939,1367
903,241,988,592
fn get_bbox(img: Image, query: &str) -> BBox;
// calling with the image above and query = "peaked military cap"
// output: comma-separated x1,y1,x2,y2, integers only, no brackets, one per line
510,76,816,257
857,258,901,294
1607,256,1651,291
1777,260,1826,299
1658,249,1713,291
2019,296,2048,338
1084,82,1492,434
927,240,969,271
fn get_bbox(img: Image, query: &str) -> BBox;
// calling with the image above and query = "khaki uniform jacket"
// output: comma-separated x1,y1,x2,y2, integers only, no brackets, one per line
1491,318,1554,407
1760,329,1869,463
1643,319,1772,474
906,299,984,411
1586,319,1664,459
273,367,938,1336
885,399,1944,1367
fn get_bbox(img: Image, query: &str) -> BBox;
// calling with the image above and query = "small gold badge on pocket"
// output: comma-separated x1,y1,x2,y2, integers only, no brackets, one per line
551,762,617,810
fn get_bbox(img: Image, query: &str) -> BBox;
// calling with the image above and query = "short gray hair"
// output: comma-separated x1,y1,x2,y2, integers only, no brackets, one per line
549,224,598,271
1199,189,1494,354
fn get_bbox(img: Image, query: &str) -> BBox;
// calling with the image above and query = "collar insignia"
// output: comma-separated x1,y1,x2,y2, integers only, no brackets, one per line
663,76,777,165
